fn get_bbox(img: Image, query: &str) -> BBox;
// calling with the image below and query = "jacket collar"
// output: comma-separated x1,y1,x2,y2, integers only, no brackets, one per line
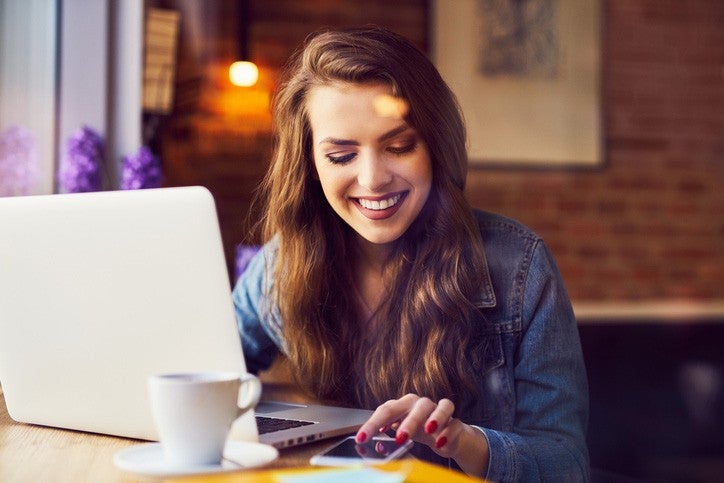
475,242,497,308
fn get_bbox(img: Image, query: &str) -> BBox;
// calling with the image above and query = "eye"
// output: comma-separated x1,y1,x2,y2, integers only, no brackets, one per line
325,152,356,164
387,140,417,156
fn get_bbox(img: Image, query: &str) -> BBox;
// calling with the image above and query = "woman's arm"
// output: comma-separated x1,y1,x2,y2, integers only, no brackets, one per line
232,244,281,374
482,240,590,481
356,240,590,481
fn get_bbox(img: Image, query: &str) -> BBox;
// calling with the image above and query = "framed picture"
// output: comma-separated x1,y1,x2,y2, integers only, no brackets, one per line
432,0,602,167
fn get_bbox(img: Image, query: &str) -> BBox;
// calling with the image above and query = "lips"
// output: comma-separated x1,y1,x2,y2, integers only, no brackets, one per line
353,191,407,220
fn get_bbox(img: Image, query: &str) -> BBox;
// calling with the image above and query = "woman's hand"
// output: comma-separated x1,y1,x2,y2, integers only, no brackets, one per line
355,394,490,476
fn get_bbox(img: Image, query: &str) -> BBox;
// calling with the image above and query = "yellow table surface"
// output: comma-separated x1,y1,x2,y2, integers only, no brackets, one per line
169,459,487,483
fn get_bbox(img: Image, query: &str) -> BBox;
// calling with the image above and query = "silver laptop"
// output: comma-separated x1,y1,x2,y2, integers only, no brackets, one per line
0,186,371,449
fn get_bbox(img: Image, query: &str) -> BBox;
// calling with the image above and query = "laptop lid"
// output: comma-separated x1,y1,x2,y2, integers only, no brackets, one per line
0,186,373,447
0,187,246,440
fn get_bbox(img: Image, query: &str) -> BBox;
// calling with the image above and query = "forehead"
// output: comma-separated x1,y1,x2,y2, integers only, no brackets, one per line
308,81,390,110
306,82,403,130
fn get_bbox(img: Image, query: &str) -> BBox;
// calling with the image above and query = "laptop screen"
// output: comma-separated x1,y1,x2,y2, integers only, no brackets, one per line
0,187,246,440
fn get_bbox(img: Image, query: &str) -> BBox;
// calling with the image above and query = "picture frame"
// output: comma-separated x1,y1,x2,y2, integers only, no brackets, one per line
432,0,603,167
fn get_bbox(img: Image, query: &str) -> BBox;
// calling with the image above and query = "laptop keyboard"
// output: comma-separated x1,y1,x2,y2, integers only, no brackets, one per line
256,415,316,435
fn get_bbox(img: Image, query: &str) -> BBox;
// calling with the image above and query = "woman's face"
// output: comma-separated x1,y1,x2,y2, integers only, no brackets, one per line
307,82,432,248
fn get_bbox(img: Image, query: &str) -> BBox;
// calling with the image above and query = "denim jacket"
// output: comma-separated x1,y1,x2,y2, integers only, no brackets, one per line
233,209,590,482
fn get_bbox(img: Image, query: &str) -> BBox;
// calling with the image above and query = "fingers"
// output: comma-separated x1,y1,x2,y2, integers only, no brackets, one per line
428,417,466,457
416,398,464,456
394,396,439,445
423,398,455,435
355,394,459,455
355,394,418,443
423,398,455,448
354,394,480,467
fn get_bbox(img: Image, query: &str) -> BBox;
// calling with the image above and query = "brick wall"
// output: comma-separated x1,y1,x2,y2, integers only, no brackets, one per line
466,1,724,302
152,0,724,305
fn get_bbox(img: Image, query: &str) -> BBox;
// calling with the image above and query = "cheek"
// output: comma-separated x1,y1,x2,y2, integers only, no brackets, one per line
315,167,347,201
411,157,433,191
315,160,349,189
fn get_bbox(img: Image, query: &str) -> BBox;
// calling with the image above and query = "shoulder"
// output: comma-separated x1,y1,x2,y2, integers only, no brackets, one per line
471,210,551,321
471,209,542,250
234,238,279,293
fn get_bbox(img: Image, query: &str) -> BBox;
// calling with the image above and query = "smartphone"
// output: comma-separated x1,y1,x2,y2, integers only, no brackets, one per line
310,435,414,466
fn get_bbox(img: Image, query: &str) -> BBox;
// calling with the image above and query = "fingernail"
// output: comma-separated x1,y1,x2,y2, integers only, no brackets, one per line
425,420,438,434
356,431,367,443
435,436,447,449
395,431,409,445
379,424,389,433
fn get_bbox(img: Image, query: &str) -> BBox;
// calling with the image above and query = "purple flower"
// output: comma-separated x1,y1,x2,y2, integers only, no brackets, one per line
0,125,38,196
120,146,163,190
58,126,103,193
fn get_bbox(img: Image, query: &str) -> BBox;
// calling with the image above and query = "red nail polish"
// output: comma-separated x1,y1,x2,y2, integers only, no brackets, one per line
425,420,438,434
435,436,447,449
395,431,409,445
356,431,367,443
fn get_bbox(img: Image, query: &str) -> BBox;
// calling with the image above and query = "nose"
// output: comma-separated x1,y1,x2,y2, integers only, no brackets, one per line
357,150,392,192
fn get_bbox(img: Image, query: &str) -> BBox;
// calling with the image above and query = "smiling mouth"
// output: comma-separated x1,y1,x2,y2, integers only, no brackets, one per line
356,193,404,211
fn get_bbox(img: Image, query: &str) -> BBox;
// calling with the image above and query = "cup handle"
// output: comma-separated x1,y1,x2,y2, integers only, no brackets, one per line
236,373,262,417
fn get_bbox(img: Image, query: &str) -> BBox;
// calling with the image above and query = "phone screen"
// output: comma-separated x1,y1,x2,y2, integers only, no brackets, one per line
324,436,400,459
311,435,413,465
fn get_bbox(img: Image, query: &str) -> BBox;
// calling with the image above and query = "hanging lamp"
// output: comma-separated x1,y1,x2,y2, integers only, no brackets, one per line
228,0,258,87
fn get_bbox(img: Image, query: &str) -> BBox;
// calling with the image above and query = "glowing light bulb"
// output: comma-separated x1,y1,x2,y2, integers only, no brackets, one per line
229,61,259,87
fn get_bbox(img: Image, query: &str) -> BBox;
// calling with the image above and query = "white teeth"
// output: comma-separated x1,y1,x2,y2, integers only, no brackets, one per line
358,193,402,210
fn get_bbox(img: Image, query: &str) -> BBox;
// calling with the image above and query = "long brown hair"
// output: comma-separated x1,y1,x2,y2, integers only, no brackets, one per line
258,27,487,408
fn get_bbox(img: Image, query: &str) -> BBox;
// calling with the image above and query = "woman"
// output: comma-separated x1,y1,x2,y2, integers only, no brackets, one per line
233,27,589,481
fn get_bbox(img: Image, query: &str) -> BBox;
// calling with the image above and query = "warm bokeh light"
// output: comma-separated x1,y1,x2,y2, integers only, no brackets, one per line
229,60,259,87
373,94,409,119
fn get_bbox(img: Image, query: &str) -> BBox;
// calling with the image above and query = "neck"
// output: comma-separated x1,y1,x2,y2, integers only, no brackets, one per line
354,235,393,273
352,235,392,326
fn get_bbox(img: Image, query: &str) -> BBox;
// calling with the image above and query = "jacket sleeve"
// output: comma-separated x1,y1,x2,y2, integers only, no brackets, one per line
480,240,590,482
232,243,281,375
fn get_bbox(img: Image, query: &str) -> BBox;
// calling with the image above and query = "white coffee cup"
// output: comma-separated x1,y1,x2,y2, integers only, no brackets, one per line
148,371,261,467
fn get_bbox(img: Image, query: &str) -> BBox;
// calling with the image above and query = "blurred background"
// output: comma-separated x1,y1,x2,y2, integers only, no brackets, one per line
1,1,723,481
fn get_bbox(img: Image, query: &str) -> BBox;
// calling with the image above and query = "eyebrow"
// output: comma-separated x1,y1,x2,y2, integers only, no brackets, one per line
318,125,412,146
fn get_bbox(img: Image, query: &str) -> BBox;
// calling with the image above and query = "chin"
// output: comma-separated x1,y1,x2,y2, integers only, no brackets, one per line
346,211,419,247
357,226,408,246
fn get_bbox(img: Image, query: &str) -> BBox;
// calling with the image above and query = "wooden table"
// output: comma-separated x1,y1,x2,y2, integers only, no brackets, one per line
0,390,337,483
1,359,485,483
1,391,484,483
0,359,322,481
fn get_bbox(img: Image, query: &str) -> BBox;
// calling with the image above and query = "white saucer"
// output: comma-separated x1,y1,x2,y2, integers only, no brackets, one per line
113,440,279,477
